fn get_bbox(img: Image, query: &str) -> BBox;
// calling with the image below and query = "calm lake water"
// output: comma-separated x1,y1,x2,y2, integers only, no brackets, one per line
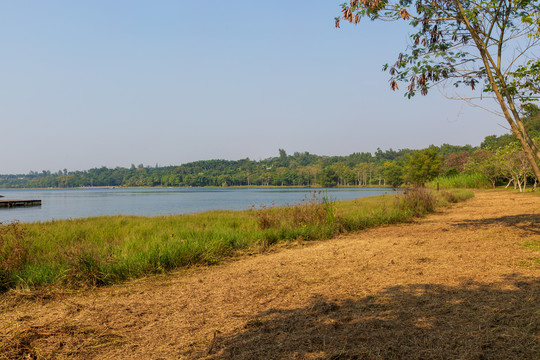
0,187,394,223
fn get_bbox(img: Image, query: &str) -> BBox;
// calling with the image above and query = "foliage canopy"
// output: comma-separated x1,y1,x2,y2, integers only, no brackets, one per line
405,148,443,185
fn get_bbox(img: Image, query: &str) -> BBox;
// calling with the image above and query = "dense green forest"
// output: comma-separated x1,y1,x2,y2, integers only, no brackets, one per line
0,146,470,188
2,108,539,190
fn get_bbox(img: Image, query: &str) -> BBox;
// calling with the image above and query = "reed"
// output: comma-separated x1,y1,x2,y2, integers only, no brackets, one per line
0,189,473,292
428,173,492,189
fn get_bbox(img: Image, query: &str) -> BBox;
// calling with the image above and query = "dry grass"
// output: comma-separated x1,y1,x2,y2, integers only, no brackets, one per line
0,190,539,359
205,277,539,359
1,322,124,360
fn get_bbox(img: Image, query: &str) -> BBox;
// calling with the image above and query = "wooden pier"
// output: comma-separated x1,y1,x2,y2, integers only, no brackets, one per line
0,199,42,208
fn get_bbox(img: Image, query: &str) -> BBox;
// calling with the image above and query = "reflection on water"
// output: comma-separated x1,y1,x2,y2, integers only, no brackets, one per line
0,187,393,223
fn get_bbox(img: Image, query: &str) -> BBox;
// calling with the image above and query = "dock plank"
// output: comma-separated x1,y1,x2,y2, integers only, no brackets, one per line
0,199,42,208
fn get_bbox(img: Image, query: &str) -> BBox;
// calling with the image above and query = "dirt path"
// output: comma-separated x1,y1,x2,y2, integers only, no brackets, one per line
1,191,539,359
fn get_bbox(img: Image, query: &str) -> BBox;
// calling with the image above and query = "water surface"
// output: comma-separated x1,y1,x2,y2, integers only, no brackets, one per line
0,187,393,223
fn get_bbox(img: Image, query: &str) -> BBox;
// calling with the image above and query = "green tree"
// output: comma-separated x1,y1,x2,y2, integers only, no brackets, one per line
355,162,374,186
382,161,404,188
497,142,536,191
278,148,290,167
465,149,501,187
337,0,540,180
481,134,516,150
319,168,339,188
404,149,442,186
331,162,349,186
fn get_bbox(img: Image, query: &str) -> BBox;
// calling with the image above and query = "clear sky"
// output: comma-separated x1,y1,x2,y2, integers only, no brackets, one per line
0,1,508,174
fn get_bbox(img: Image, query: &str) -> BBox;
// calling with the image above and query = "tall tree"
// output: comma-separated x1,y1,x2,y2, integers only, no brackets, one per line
337,0,540,179
465,149,502,187
382,160,404,188
404,148,442,185
319,168,339,187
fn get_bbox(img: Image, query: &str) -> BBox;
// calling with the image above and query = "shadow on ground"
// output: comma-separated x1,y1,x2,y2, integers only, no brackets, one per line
451,214,540,235
197,274,539,360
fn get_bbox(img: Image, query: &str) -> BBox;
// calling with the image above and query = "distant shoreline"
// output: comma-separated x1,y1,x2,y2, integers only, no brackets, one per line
0,184,394,191
0,185,392,191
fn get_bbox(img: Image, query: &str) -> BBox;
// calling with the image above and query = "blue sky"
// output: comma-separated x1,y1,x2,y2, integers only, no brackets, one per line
0,1,507,174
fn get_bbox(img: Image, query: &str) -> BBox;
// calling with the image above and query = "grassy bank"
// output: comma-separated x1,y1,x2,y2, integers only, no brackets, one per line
428,173,492,189
0,189,473,292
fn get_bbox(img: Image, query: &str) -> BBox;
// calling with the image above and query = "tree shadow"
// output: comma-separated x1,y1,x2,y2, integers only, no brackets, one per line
451,214,540,235
196,274,539,359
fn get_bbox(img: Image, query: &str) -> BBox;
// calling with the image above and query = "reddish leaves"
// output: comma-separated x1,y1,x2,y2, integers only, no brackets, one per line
399,9,411,20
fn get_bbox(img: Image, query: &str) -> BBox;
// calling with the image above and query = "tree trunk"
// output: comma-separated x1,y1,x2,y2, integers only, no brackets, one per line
457,1,540,180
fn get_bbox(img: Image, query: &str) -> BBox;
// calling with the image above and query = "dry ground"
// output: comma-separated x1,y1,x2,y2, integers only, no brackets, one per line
1,190,539,359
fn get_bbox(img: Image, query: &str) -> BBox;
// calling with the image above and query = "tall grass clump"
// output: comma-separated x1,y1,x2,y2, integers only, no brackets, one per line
429,173,491,189
253,191,337,244
0,189,473,293
438,189,475,204
0,221,32,292
397,187,436,216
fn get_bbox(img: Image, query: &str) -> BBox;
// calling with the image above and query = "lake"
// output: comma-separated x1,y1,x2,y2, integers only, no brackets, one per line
0,187,394,223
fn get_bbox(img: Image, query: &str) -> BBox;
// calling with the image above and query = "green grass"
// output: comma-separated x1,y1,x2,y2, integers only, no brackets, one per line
524,239,540,252
0,189,473,292
523,239,540,265
428,173,492,189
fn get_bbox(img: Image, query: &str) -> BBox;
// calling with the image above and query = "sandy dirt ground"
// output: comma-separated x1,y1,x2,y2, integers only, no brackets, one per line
1,190,539,359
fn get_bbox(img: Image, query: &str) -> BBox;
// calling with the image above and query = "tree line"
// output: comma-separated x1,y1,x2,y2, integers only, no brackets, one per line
382,106,540,191
0,146,467,189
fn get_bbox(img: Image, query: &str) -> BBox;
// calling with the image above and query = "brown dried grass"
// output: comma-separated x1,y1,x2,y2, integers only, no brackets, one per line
1,321,124,359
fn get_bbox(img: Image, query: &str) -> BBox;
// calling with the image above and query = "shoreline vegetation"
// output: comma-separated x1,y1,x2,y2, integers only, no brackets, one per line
0,184,393,191
0,146,480,189
0,188,473,294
